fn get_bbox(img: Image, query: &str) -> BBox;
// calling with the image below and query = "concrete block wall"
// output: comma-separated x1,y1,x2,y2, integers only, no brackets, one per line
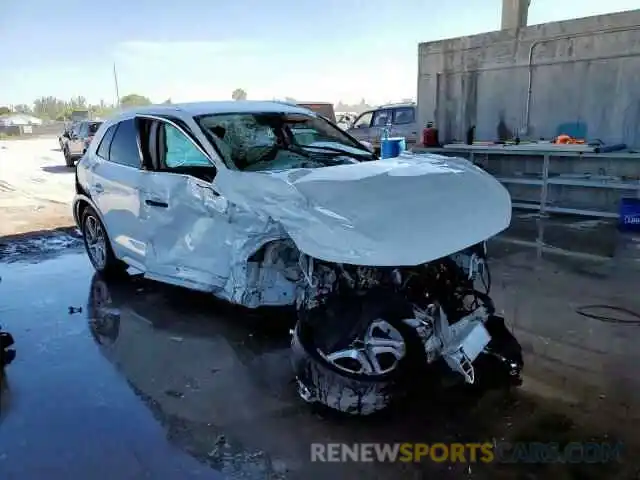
417,10,640,146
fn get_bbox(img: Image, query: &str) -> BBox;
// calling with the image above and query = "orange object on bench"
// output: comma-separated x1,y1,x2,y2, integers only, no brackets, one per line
555,134,585,145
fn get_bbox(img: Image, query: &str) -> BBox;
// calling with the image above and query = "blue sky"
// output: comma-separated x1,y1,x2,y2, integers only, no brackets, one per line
1,0,638,106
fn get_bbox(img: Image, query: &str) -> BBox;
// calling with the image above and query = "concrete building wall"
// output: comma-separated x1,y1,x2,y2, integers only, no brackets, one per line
417,10,640,146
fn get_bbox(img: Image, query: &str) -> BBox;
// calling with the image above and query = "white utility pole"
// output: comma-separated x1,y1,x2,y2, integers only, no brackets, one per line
113,63,121,107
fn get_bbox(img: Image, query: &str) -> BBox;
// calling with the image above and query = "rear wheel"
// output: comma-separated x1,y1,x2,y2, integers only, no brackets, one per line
81,206,127,278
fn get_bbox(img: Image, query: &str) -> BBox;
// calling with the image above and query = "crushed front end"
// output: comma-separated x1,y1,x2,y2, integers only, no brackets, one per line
290,242,523,415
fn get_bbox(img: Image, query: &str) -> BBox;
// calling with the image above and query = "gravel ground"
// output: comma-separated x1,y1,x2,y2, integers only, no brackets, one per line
0,137,75,237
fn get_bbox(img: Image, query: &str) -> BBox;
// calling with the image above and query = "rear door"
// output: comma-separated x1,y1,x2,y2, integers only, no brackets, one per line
370,108,393,148
391,106,419,146
137,116,234,292
91,118,147,270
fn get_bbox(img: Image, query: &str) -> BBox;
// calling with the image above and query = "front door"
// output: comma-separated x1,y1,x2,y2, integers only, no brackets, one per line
138,117,233,292
370,108,393,148
347,111,374,145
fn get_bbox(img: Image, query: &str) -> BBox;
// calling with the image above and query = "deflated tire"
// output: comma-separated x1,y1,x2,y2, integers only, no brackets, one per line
291,289,425,415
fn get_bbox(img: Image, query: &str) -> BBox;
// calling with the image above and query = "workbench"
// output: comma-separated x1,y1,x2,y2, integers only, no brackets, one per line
413,146,640,219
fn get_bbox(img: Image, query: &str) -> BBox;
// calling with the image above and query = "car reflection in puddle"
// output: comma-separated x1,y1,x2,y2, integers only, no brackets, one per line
85,273,296,479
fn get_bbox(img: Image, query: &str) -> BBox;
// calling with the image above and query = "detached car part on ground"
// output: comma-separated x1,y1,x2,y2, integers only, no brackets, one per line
73,101,523,416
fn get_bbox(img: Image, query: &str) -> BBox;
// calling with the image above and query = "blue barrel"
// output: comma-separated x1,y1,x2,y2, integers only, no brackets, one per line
619,198,640,231
380,137,406,159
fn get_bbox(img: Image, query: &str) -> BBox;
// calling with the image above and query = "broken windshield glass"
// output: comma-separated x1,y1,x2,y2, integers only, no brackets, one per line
197,112,372,171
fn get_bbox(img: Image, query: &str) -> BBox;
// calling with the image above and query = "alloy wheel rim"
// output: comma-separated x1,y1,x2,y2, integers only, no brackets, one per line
319,319,407,376
85,216,107,269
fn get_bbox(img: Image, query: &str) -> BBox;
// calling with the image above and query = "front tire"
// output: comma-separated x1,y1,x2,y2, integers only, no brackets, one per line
81,206,127,278
291,289,425,415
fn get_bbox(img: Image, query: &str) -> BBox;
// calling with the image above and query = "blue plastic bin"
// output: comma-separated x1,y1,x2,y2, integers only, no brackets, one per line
381,137,406,159
619,198,640,231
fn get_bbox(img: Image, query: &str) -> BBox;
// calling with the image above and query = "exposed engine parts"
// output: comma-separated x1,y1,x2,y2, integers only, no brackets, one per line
287,241,523,415
237,238,522,415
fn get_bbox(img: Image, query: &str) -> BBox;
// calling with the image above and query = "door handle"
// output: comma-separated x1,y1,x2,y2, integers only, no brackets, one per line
145,199,169,208
95,183,104,194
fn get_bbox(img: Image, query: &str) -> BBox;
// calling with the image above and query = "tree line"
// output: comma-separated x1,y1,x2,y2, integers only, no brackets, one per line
0,94,166,121
0,88,386,121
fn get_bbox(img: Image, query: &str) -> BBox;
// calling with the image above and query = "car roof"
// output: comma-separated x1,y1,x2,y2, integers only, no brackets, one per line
295,101,333,106
110,100,312,122
375,102,416,110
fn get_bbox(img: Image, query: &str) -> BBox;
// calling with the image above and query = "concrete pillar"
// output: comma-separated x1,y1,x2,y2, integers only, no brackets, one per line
501,0,529,30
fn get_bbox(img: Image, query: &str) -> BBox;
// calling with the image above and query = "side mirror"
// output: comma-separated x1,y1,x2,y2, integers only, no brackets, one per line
360,141,373,151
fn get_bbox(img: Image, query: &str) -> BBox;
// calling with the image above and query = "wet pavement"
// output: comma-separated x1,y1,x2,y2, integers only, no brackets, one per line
1,215,640,478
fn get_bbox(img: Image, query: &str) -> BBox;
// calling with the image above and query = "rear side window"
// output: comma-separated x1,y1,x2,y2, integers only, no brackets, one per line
96,125,117,159
108,119,141,168
393,107,415,125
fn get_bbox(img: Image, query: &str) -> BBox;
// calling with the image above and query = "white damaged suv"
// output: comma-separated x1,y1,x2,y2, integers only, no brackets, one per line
73,101,523,415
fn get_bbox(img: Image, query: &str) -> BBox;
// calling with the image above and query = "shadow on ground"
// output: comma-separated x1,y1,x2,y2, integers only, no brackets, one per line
41,165,73,174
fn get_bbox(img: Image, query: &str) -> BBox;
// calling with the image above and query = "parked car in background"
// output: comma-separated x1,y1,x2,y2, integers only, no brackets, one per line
294,102,336,123
72,100,522,416
62,120,102,167
346,102,419,153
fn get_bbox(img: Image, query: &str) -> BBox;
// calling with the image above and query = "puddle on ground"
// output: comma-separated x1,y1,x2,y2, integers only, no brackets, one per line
0,229,82,263
0,231,639,478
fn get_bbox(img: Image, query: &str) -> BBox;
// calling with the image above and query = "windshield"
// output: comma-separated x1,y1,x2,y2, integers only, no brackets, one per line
196,112,373,172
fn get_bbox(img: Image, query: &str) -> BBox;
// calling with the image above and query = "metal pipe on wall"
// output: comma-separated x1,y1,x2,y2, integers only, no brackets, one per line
523,25,640,134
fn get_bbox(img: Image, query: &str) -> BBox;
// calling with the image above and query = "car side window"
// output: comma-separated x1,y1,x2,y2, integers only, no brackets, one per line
372,109,392,127
353,111,373,129
393,107,415,125
79,123,88,137
108,119,141,168
162,123,212,168
96,125,118,159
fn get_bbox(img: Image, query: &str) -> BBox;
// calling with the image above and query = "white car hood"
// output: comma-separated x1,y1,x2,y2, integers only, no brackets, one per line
215,152,511,266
